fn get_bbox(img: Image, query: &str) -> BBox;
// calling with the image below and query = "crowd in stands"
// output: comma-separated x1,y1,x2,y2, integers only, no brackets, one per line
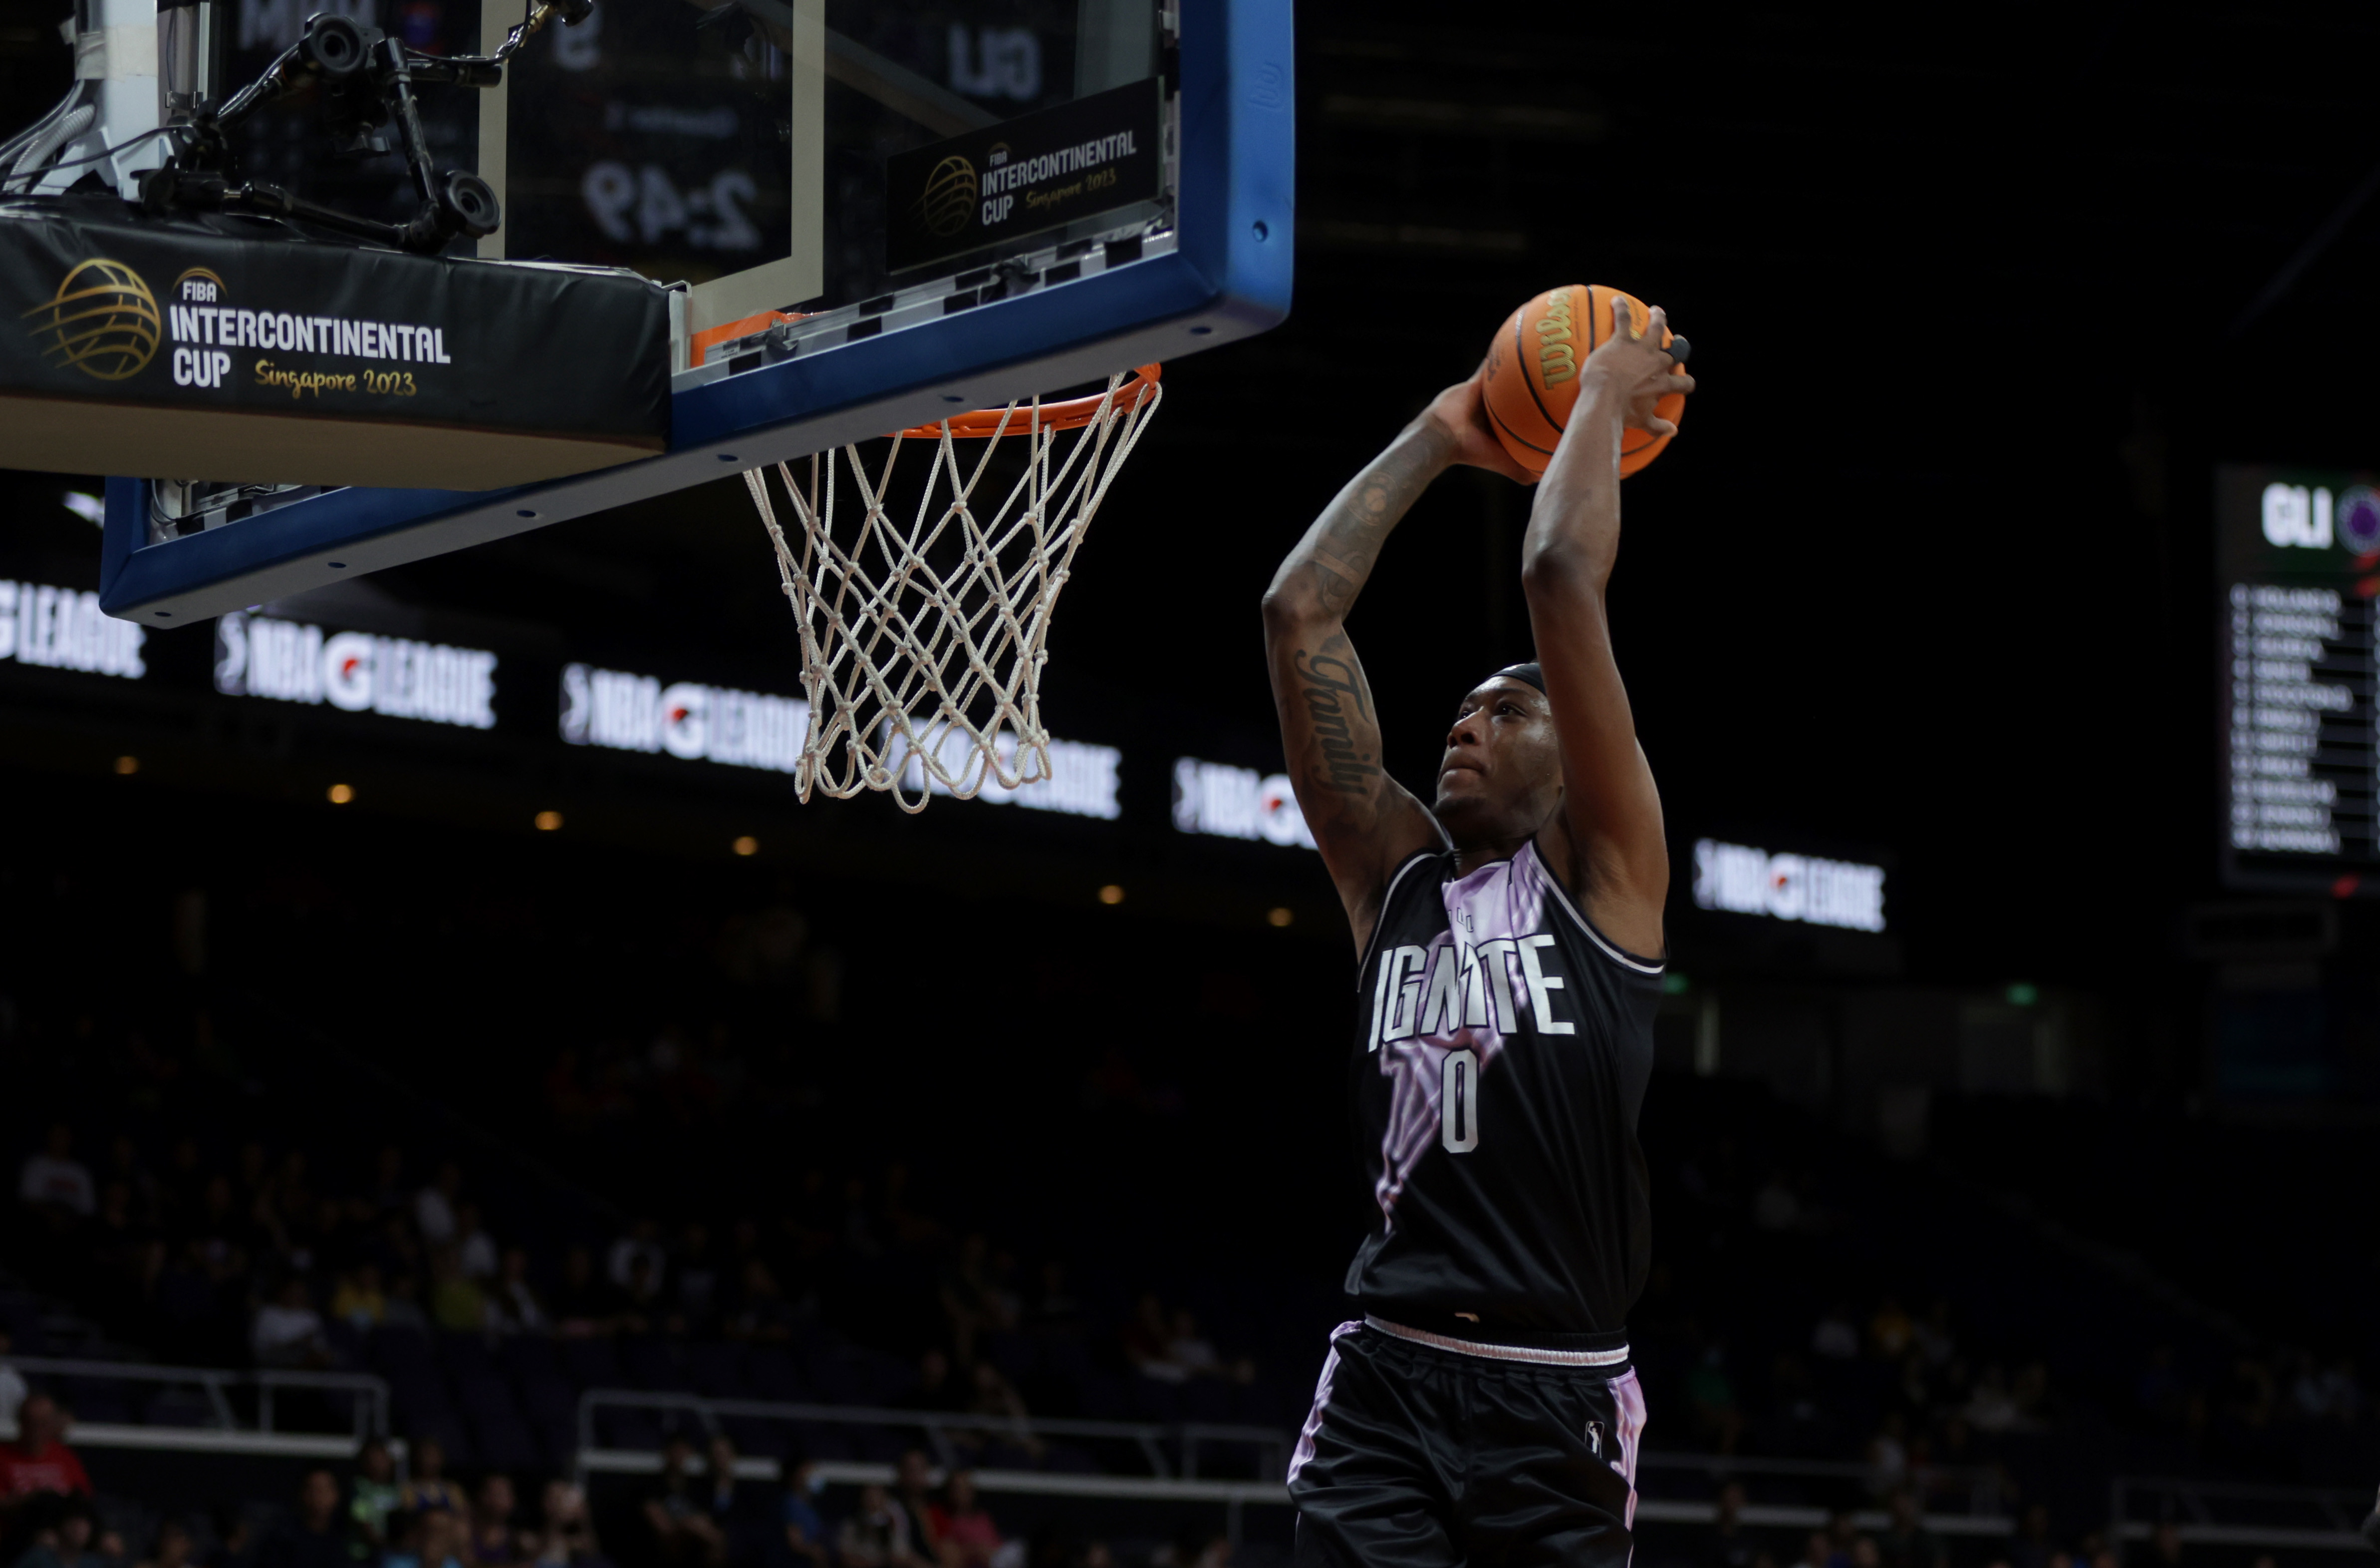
6,1117,1275,1447
4,1000,2372,1568
0,1371,1174,1568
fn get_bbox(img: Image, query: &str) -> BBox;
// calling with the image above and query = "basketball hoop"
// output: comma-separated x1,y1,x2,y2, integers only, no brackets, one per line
741,364,1162,811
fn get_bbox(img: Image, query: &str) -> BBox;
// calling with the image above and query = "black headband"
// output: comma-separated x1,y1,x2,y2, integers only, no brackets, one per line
1489,661,1546,693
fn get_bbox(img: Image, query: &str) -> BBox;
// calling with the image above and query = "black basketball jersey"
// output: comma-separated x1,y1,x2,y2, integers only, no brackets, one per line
1343,840,1660,1337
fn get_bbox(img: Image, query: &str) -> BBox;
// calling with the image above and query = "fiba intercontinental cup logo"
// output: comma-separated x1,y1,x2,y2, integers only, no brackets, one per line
918,155,979,238
23,258,161,380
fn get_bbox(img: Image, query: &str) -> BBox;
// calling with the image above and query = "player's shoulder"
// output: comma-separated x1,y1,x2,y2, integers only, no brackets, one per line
1525,844,1666,977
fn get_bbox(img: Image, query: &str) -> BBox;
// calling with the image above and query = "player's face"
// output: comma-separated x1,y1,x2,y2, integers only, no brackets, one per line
1433,677,1562,840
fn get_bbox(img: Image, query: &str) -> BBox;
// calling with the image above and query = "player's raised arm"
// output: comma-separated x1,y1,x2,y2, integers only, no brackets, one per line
1520,298,1694,957
1261,372,1535,951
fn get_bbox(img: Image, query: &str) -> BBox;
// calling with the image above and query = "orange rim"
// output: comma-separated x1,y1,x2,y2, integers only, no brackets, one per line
894,364,1161,440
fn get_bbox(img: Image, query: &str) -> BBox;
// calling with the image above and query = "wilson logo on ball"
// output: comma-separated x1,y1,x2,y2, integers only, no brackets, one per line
24,258,161,380
1536,287,1579,386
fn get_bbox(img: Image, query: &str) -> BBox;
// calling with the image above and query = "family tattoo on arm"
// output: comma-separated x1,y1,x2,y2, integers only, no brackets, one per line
1278,426,1453,807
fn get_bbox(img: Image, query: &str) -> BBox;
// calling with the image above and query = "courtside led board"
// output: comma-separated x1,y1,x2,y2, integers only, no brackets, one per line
98,0,1292,625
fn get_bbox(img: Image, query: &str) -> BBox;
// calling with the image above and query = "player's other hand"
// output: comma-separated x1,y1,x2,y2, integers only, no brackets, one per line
1592,298,1695,438
1422,361,1540,485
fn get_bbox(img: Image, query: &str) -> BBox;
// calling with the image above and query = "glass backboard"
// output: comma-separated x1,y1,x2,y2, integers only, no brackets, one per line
100,0,1291,624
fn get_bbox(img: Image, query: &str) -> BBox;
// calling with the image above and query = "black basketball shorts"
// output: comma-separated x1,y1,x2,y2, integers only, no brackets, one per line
1288,1316,1645,1568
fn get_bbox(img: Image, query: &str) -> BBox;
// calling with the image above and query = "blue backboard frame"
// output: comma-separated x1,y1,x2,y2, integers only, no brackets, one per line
100,0,1293,627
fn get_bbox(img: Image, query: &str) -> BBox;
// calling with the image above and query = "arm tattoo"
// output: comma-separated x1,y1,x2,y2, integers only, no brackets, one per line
1294,644,1379,796
1291,427,1450,618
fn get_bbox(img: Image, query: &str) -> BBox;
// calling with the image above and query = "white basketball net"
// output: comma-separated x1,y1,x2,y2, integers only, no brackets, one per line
741,367,1161,811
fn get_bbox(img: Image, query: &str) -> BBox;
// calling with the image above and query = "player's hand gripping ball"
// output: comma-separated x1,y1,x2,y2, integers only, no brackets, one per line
1482,285,1688,479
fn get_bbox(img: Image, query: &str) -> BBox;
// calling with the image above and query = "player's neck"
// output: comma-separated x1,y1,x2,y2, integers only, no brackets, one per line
1449,830,1534,877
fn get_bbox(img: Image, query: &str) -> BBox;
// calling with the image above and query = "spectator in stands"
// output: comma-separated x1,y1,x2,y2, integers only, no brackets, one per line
259,1470,358,1568
2008,1505,2054,1568
2146,1525,2181,1568
470,1476,527,1566
550,1248,613,1336
1121,1296,1183,1383
1868,1298,1915,1360
381,1275,431,1336
0,1331,26,1432
2321,1358,2366,1422
926,1472,1002,1568
900,1352,964,1417
454,1205,498,1283
264,1154,315,1242
723,1261,795,1343
608,1222,667,1293
415,1164,463,1247
1913,1301,1956,1368
387,1510,468,1568
428,1247,488,1333
378,1514,425,1568
1751,1168,1803,1232
2011,1362,2051,1428
1686,1342,1745,1454
1029,1263,1080,1331
891,1451,939,1564
329,1267,386,1333
779,1457,828,1568
1811,1305,1858,1362
135,1518,194,1568
1705,1483,1756,1568
1965,1366,2019,1433
703,1435,761,1555
199,1500,256,1568
939,1234,1015,1367
1167,1311,1252,1385
968,1364,1043,1465
490,1249,549,1335
530,1482,607,1568
347,1440,400,1560
366,1148,408,1221
1878,1490,1943,1568
1864,1413,1909,1495
251,1279,332,1369
0,1397,91,1509
641,1436,725,1568
18,1127,95,1224
11,1497,119,1568
1170,1536,1229,1568
399,1437,464,1517
1825,1513,1858,1568
834,1486,917,1568
620,1257,664,1327
671,1226,720,1337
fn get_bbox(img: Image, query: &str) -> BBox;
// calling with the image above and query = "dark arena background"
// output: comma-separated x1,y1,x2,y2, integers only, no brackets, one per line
2,6,2378,1568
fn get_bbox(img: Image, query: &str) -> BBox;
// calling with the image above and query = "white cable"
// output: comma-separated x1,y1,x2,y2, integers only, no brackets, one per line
0,87,81,166
8,102,96,190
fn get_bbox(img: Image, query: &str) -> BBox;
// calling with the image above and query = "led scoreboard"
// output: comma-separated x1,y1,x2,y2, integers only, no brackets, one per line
2219,466,2380,895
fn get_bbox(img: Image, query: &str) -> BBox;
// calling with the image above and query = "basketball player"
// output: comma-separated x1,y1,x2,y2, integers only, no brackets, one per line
1261,298,1692,1568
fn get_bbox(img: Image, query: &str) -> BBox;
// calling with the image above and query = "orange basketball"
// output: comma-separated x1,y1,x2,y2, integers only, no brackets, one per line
1480,284,1684,480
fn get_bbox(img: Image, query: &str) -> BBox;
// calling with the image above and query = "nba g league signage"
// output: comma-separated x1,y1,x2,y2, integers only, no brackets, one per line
1692,840,1888,934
